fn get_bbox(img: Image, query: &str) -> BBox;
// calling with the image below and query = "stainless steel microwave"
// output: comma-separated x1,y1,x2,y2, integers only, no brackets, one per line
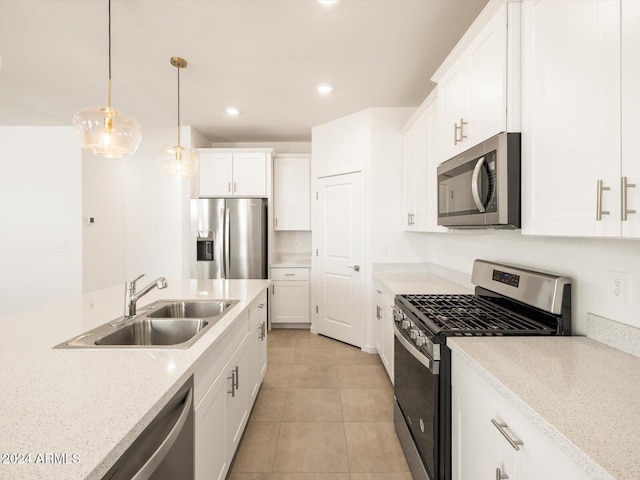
437,132,521,229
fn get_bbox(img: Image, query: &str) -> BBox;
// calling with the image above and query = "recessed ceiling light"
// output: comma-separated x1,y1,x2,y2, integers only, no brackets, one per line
226,107,239,116
317,0,338,5
317,84,333,95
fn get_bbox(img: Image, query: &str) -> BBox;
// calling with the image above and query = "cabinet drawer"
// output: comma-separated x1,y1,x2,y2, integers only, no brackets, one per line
271,268,309,281
194,311,249,408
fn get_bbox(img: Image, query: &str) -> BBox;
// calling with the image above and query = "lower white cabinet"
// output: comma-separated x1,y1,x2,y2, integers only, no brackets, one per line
374,282,394,382
270,268,310,325
452,349,591,480
194,290,268,480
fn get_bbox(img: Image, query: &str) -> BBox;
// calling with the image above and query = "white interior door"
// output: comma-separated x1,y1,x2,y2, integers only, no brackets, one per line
315,172,365,347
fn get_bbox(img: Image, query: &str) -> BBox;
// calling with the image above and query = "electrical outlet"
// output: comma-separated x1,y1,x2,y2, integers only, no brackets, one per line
608,271,629,305
52,241,67,253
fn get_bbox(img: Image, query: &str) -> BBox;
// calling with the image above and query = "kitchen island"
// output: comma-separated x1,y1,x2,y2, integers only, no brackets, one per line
0,278,270,480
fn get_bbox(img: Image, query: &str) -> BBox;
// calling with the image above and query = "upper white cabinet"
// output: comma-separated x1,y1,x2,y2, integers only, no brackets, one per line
434,2,520,161
198,150,271,197
273,155,310,231
522,0,639,238
403,95,446,232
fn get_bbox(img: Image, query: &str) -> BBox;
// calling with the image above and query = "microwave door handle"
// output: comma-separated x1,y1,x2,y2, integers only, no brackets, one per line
471,156,487,213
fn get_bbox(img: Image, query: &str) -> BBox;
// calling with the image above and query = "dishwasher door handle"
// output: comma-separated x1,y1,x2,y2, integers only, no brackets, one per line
131,388,193,480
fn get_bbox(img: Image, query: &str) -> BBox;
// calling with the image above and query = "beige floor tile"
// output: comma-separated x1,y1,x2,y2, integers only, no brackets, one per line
268,474,350,480
232,422,281,473
340,388,393,422
228,474,270,480
293,347,337,365
268,329,308,347
336,364,391,389
344,422,410,473
268,347,296,365
288,364,339,388
263,364,292,389
272,422,348,472
295,333,338,350
251,388,287,422
334,344,382,365
349,474,413,480
282,388,343,421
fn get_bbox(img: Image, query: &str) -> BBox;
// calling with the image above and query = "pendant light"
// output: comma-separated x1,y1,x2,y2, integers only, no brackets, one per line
73,0,141,158
157,57,199,178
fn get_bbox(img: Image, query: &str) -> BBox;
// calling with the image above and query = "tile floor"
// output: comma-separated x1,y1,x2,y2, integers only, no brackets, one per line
228,329,412,480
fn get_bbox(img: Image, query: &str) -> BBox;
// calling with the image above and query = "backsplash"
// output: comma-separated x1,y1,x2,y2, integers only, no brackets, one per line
587,314,640,359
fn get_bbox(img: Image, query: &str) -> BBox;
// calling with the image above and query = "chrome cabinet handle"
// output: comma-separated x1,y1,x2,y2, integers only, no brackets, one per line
234,365,239,390
460,118,468,140
454,118,468,145
496,467,509,480
228,371,236,397
471,156,487,213
408,212,411,226
454,122,459,145
258,303,265,309
491,418,523,451
260,321,266,340
130,388,193,480
275,217,278,228
376,305,382,319
228,182,231,192
596,180,611,221
272,285,275,295
622,176,636,221
347,265,360,272
233,182,237,192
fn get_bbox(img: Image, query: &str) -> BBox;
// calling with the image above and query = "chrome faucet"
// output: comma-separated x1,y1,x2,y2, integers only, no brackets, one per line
123,274,168,319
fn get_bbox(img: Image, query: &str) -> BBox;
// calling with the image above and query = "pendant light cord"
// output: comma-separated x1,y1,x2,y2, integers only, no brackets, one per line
107,0,112,108
177,64,181,146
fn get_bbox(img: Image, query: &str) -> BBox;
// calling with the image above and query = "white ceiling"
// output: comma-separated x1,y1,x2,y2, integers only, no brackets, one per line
0,0,488,143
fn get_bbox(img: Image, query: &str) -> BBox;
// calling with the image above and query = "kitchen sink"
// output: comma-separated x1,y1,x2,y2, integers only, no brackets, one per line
54,299,238,349
148,301,233,319
95,318,209,346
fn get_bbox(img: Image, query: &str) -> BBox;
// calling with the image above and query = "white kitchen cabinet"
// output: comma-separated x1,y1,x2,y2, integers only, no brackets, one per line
270,267,310,325
273,155,310,231
452,349,592,480
374,281,394,382
402,95,446,233
198,150,270,197
434,3,519,161
521,0,640,238
194,291,268,480
249,290,267,403
195,359,230,480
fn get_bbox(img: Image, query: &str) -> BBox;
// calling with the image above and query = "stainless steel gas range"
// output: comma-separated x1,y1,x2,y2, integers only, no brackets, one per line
392,260,572,480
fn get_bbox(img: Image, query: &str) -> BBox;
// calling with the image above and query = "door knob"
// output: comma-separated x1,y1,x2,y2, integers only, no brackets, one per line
347,265,360,272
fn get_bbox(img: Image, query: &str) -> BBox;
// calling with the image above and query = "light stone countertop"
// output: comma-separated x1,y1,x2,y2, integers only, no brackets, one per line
449,336,640,480
372,271,472,296
0,278,270,480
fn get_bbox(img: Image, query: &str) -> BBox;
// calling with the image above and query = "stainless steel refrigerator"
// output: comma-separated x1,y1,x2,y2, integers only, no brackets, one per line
190,198,268,279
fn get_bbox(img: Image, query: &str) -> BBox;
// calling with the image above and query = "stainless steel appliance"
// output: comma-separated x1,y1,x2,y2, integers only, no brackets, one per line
392,260,571,480
191,198,267,279
437,132,521,229
101,377,194,480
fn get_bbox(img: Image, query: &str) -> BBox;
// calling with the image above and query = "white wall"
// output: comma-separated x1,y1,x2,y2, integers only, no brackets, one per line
410,230,640,335
82,153,126,292
0,127,82,316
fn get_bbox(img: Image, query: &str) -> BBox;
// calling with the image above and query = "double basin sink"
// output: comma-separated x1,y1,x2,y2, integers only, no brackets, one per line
55,299,239,349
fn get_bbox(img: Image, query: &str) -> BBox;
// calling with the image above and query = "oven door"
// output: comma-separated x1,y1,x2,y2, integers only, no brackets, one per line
393,322,439,480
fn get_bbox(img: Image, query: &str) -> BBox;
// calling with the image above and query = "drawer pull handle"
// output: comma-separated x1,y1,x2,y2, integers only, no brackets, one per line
496,467,509,480
491,418,523,451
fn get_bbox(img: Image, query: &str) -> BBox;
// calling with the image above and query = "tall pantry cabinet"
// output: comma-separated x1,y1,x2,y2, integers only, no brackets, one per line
522,0,640,238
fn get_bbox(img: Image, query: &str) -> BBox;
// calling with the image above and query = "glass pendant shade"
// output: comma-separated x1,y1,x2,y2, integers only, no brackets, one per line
158,144,199,179
73,106,142,159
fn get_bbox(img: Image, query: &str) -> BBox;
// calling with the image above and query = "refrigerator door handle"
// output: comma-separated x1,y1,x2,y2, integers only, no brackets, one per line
224,207,230,279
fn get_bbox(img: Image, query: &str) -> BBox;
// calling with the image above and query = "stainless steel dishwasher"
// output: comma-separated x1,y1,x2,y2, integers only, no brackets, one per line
101,376,194,480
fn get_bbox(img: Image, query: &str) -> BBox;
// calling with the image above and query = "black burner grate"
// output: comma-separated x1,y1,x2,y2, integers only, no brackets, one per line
399,294,555,336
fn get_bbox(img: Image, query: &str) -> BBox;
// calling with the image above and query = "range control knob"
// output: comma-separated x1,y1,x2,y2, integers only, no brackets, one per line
415,336,426,347
401,320,411,330
410,329,419,339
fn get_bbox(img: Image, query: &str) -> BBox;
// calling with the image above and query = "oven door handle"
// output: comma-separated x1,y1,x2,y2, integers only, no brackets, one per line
393,322,439,374
471,156,487,213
